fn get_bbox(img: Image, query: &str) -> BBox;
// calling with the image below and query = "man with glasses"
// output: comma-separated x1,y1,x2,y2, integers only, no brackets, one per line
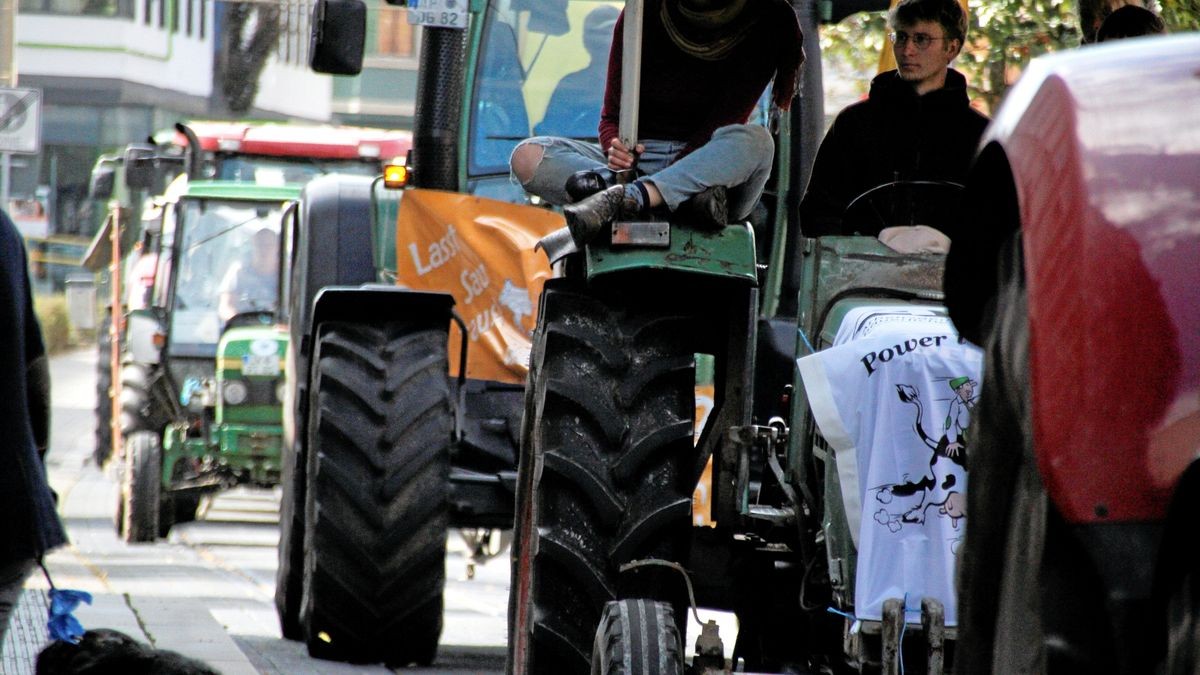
799,0,988,238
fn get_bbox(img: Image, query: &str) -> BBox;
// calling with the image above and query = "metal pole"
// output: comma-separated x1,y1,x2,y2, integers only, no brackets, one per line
611,0,642,184
1,0,16,211
0,0,15,88
1,154,10,210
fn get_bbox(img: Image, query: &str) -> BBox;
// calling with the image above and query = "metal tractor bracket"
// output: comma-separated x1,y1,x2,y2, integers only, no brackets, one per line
726,418,801,526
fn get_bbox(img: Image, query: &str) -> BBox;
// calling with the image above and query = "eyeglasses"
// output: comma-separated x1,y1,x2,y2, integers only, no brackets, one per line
888,31,949,50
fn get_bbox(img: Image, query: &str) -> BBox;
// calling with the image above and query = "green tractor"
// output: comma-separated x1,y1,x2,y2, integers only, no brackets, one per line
274,0,641,666
504,3,976,675
112,178,302,542
299,0,976,671
86,122,411,469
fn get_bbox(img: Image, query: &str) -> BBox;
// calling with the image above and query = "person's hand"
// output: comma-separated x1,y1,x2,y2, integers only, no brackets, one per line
607,139,643,172
946,441,964,457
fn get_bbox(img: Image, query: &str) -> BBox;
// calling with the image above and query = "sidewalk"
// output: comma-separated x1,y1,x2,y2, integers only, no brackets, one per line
1,447,258,674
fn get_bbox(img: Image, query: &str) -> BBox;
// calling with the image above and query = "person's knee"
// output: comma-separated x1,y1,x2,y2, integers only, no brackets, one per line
510,142,545,185
744,125,775,168
718,124,774,166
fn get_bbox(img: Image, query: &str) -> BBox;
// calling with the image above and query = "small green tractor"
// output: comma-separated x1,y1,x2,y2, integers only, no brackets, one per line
110,178,302,542
505,2,969,674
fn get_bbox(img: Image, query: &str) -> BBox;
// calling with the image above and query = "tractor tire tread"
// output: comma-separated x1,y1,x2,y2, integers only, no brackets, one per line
302,321,450,668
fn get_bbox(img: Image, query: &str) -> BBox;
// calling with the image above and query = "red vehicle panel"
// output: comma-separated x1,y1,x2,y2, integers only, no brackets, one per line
982,35,1200,524
171,121,412,161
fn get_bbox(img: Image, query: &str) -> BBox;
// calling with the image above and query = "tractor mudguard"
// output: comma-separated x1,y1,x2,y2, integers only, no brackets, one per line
292,174,378,342
585,222,759,285
310,286,455,336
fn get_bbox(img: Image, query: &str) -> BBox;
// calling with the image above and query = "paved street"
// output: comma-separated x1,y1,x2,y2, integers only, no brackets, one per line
3,347,508,674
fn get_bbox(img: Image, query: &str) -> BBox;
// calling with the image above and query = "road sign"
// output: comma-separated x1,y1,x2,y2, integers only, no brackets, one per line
407,0,468,29
0,88,42,154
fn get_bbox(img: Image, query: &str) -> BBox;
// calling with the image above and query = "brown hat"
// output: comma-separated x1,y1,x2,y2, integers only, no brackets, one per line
661,0,759,60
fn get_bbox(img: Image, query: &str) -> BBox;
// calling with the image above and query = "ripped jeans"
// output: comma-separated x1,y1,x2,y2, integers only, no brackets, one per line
511,123,774,221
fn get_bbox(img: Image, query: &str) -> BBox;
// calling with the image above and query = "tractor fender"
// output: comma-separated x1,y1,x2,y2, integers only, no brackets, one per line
586,222,759,284
291,174,378,342
295,285,457,458
309,286,456,336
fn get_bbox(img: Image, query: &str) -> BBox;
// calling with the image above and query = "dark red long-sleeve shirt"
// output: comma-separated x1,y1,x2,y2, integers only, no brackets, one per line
598,0,803,156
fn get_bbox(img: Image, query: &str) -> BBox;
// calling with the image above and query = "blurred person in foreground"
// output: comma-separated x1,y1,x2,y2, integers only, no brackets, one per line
0,207,67,643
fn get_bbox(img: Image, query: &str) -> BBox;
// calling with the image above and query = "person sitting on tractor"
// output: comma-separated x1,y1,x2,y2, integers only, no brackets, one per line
510,0,804,252
798,0,989,238
218,227,278,324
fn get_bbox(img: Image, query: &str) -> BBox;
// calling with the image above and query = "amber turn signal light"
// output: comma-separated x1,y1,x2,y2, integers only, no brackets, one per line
383,164,409,189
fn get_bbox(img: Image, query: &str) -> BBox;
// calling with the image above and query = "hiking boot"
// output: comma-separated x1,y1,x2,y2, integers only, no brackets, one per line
563,184,642,244
565,168,617,203
676,185,728,230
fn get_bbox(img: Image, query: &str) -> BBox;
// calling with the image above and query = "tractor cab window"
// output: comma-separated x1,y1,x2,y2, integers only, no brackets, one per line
469,0,621,177
168,199,286,357
213,156,381,185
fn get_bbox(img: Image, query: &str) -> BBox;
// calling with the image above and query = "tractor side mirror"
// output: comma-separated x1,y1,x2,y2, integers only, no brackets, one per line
124,143,158,190
89,163,116,201
310,0,366,75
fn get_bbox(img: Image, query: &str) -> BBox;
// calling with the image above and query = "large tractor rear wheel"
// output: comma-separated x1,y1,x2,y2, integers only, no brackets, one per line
121,431,162,543
275,424,307,640
94,311,114,468
591,599,685,675
301,321,451,666
510,285,697,674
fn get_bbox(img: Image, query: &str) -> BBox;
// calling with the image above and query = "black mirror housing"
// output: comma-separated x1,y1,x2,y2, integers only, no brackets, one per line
123,144,158,190
310,0,367,75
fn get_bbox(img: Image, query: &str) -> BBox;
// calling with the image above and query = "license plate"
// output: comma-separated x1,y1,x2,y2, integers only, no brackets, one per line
242,353,280,377
407,0,468,29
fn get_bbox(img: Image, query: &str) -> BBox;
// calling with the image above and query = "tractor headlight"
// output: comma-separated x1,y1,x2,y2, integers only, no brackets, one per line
275,381,287,404
223,380,248,405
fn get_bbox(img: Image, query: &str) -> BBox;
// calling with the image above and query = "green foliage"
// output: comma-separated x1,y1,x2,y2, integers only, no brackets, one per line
34,294,74,356
1161,0,1200,31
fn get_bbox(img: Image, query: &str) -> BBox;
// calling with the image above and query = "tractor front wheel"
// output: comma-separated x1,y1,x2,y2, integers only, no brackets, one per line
591,599,685,675
510,285,697,674
301,321,451,666
121,431,162,543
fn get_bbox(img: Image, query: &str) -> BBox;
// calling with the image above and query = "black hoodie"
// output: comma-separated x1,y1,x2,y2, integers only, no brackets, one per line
799,68,989,237
1,209,67,564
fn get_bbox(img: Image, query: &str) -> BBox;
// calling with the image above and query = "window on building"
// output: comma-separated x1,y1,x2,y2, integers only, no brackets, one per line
186,0,193,35
18,0,134,17
143,0,152,23
373,5,417,59
158,0,165,27
199,0,206,37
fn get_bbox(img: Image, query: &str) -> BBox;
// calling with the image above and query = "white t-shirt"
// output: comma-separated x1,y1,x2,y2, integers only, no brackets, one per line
798,306,983,626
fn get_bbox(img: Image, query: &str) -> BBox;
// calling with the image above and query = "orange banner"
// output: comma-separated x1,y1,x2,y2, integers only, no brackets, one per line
395,189,564,384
